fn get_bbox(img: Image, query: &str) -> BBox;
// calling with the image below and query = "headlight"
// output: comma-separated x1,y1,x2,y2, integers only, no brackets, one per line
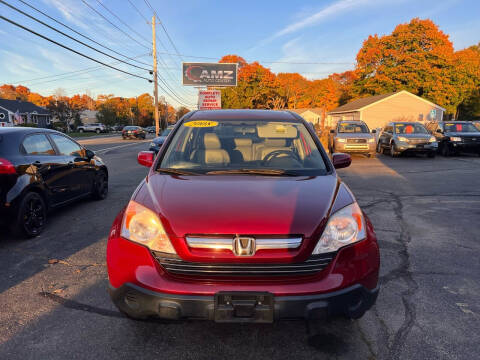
397,136,408,142
121,201,176,254
312,202,366,254
450,137,462,142
429,136,436,143
368,138,375,143
337,138,346,143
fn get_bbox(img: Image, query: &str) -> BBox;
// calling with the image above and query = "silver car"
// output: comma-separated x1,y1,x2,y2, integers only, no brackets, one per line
329,121,377,157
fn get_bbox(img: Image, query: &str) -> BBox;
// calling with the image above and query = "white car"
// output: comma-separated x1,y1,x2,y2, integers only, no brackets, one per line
77,123,107,134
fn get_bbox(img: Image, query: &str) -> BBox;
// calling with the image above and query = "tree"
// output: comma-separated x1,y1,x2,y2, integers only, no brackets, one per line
176,106,190,120
219,54,247,69
0,84,17,100
353,18,472,115
276,73,308,109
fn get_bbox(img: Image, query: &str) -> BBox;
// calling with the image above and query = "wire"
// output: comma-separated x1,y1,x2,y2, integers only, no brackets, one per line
126,0,149,23
15,0,152,67
0,0,151,72
80,0,151,50
0,15,153,81
156,74,194,106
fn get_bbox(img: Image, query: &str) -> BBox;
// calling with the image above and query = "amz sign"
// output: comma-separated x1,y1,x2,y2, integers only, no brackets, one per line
183,62,237,87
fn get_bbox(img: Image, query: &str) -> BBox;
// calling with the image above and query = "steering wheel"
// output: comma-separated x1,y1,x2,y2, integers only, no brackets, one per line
263,149,300,164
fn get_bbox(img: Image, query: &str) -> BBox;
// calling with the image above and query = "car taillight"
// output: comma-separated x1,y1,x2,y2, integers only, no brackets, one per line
0,158,16,174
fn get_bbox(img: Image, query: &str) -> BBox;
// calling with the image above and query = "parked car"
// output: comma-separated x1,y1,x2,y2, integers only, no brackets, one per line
107,109,379,323
77,123,107,134
471,120,480,131
122,126,146,140
112,125,124,132
148,126,174,154
426,121,480,156
329,120,376,157
0,127,108,238
146,126,156,134
377,122,437,157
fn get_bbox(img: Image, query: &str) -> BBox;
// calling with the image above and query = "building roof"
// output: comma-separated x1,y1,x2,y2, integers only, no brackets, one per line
289,108,324,116
0,98,50,115
328,90,446,114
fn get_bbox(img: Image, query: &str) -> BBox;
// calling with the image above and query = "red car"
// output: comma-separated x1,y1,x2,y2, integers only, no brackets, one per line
107,110,379,323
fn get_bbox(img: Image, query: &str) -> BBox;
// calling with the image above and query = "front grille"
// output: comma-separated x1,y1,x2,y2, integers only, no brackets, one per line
461,137,480,144
152,252,335,277
346,138,367,143
407,138,429,144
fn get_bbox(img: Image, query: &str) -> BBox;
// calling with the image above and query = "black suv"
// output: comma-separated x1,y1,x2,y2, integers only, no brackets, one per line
426,121,480,156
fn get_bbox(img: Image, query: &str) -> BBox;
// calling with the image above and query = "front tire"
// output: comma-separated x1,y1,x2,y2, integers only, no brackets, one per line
441,143,450,157
92,171,108,200
428,151,436,158
79,129,84,133
11,192,47,238
96,129,101,134
390,142,399,157
376,142,382,154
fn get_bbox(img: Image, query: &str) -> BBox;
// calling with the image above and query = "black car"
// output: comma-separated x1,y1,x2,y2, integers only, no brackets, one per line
146,126,156,134
0,127,108,238
426,121,480,156
122,126,146,139
148,126,173,153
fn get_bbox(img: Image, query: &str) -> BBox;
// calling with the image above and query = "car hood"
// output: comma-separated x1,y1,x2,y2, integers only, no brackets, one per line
397,134,432,139
136,174,340,239
335,133,373,139
444,132,480,137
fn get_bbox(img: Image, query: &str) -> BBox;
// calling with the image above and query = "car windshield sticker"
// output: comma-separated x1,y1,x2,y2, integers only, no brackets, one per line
275,125,287,134
456,124,462,131
184,120,218,127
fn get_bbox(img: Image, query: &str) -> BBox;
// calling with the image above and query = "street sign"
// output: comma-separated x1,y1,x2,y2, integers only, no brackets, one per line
183,62,237,86
430,109,436,119
198,90,221,110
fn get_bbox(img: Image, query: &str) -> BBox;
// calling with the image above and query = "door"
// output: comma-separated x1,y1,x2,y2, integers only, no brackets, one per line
21,133,73,205
379,126,393,149
49,134,94,197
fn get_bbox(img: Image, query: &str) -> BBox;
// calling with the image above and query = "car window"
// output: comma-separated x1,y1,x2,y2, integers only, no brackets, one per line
160,128,172,136
384,126,393,134
338,123,369,133
444,122,478,133
22,134,56,155
394,123,428,134
159,119,328,175
50,134,84,157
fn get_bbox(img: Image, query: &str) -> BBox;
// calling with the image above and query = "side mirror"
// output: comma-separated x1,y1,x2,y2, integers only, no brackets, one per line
138,151,154,167
332,153,351,169
436,129,442,133
330,129,335,134
371,129,376,133
85,149,95,159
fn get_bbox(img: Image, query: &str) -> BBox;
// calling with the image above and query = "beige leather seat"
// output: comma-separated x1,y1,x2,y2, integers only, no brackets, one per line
191,133,230,165
256,139,290,160
233,138,253,162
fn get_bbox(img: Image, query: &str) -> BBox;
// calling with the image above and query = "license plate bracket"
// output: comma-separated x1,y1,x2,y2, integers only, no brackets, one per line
214,292,274,323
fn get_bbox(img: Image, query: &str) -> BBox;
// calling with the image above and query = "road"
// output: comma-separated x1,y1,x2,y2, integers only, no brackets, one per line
0,137,479,360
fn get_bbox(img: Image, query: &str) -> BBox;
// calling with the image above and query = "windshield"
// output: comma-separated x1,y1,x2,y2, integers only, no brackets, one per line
124,126,137,130
394,123,428,134
160,128,172,136
444,122,479,133
158,119,328,175
338,122,369,133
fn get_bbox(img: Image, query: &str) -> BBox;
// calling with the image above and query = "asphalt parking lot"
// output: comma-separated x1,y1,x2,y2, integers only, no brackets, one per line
0,138,479,360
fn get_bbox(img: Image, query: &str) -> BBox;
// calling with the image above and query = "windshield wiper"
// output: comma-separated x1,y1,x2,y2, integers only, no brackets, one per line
206,168,299,176
157,168,199,176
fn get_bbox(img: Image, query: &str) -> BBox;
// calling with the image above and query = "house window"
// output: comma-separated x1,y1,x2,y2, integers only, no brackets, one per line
418,114,423,121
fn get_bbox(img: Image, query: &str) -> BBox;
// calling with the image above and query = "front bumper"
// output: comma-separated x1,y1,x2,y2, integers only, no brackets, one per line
397,142,438,152
334,141,376,153
449,142,480,152
109,282,379,322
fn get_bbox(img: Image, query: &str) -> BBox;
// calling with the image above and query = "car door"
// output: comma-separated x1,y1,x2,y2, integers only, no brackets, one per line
21,133,73,206
49,133,94,197
378,125,392,148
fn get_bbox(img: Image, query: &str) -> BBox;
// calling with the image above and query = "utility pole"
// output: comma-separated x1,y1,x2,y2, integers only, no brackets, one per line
152,16,160,135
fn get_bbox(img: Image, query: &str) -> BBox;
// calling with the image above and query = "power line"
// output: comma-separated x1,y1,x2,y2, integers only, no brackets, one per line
126,0,149,23
15,0,152,67
156,74,195,107
80,0,151,50
0,15,153,82
0,0,151,72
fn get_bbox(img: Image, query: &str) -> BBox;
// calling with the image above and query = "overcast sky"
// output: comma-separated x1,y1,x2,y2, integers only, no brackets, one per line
0,0,479,108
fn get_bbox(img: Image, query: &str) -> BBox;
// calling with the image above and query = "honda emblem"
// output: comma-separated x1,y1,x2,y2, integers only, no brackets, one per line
233,236,256,256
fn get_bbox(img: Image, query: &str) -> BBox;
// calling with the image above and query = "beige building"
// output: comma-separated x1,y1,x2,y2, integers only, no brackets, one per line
289,108,324,125
327,90,445,130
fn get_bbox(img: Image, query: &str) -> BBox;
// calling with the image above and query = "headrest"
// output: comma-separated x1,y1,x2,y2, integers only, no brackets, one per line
204,133,221,149
234,138,252,146
264,139,286,147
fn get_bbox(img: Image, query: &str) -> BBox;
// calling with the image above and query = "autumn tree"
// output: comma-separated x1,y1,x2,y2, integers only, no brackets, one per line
176,106,190,120
219,55,247,69
276,73,308,109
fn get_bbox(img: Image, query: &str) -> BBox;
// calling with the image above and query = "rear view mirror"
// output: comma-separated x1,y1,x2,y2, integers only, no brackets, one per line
330,129,335,134
85,149,95,159
332,153,351,169
138,151,154,167
436,129,442,133
371,129,376,133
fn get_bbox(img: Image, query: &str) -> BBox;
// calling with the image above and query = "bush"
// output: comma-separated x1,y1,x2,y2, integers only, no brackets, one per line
15,123,37,128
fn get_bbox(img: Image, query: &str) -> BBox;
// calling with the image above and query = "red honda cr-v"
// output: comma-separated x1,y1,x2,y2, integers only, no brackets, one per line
107,109,379,323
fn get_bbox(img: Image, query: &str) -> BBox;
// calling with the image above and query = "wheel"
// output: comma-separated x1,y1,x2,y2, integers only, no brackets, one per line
96,129,101,134
11,192,47,238
441,143,450,157
390,142,399,157
122,136,126,140
367,152,376,158
79,129,84,133
376,142,382,154
428,151,435,158
92,171,108,200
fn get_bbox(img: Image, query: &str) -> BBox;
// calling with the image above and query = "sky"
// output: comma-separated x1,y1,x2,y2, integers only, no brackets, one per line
0,0,479,108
